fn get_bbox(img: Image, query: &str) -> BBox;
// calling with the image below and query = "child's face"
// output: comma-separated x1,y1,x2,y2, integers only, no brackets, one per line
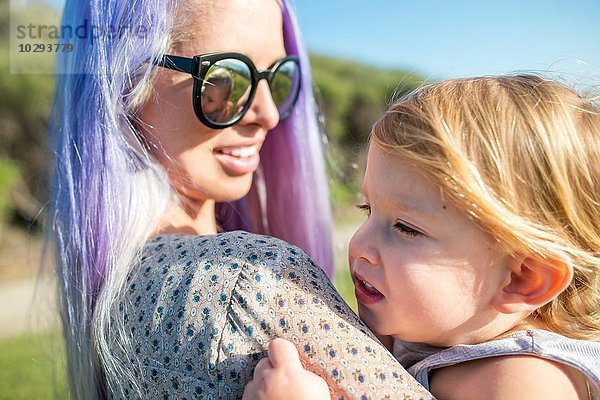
348,144,515,347
202,85,229,114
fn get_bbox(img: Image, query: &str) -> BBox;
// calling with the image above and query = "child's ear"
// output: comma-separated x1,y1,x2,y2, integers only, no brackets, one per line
492,255,573,314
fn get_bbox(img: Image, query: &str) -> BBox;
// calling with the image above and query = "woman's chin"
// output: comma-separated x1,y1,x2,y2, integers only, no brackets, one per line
210,174,255,203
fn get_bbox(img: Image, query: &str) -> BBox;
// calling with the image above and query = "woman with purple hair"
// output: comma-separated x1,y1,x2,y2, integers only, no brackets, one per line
48,0,430,398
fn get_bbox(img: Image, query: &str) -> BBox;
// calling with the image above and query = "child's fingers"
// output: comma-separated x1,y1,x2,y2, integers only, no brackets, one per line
241,380,257,400
267,338,303,369
252,356,273,378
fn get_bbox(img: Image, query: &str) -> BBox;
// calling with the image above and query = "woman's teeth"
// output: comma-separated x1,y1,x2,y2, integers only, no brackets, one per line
218,146,257,157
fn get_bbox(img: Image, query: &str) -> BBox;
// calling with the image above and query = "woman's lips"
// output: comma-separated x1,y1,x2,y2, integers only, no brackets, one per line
213,144,260,176
353,274,384,305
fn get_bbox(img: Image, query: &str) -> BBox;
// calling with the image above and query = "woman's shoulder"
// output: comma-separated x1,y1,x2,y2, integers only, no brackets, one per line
142,231,310,265
144,230,290,251
145,230,302,251
136,231,319,285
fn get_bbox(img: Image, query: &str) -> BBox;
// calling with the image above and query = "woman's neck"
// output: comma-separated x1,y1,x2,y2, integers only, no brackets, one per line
153,198,218,236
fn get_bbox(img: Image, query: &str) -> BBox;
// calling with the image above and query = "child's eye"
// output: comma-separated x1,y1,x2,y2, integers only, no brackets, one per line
356,203,371,216
393,221,422,237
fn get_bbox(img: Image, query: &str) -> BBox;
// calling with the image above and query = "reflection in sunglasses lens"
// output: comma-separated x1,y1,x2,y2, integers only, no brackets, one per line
201,59,251,124
271,60,300,118
200,57,300,125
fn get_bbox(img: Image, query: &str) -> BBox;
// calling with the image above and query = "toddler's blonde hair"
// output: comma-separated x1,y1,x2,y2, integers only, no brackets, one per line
372,75,600,341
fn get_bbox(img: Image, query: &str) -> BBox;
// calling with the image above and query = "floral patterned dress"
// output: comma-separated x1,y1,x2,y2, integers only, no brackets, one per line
106,231,433,399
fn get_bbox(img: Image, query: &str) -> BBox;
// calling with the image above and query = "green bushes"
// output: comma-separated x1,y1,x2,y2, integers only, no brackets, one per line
310,54,427,201
0,158,19,220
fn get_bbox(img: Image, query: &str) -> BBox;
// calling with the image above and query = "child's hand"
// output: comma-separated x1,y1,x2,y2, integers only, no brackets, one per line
242,338,331,400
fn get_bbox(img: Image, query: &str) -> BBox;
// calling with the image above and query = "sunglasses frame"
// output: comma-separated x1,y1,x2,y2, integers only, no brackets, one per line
154,52,301,129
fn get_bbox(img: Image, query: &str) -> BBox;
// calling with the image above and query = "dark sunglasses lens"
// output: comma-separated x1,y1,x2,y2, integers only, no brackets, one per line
201,59,252,125
271,59,301,119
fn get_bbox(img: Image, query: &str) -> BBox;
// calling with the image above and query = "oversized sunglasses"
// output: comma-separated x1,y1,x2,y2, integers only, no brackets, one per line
154,52,301,129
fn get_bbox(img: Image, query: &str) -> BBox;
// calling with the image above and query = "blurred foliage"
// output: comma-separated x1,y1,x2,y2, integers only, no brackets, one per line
311,53,424,145
310,54,426,195
329,178,358,206
0,0,56,222
0,157,20,220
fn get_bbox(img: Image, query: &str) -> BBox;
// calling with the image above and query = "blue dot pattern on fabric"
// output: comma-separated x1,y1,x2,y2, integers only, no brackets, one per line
105,231,432,399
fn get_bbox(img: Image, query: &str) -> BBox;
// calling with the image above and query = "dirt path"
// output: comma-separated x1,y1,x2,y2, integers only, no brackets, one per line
0,277,59,339
0,224,60,339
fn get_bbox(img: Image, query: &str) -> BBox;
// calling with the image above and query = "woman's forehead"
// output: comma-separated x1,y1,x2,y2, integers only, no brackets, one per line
175,0,285,65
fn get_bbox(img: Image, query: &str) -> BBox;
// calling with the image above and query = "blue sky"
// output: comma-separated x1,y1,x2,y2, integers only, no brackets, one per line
43,0,599,84
293,0,600,84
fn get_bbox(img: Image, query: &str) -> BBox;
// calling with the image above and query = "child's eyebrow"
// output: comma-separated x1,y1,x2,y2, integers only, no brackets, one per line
392,198,438,221
360,185,440,220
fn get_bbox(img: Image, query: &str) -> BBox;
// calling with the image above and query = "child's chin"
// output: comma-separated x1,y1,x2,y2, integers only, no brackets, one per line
356,306,382,333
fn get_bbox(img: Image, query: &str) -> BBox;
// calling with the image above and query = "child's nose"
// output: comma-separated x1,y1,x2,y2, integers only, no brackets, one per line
348,223,381,267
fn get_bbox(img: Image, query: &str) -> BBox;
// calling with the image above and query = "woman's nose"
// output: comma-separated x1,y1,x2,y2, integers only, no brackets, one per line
239,80,280,130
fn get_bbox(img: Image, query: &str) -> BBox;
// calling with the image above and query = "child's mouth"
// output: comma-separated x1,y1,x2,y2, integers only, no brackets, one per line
362,280,381,295
354,276,384,304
